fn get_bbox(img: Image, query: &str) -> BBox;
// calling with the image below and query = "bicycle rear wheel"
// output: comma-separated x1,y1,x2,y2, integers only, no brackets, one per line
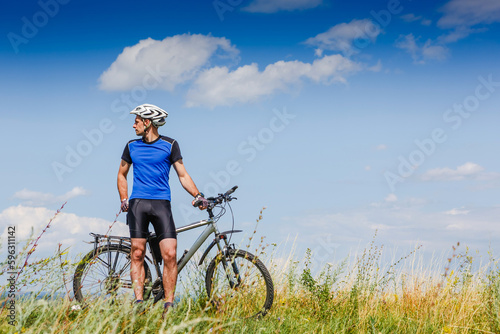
205,249,274,318
73,245,152,304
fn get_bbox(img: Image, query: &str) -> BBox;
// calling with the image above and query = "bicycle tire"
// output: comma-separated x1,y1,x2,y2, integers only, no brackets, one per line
73,244,152,304
205,249,274,318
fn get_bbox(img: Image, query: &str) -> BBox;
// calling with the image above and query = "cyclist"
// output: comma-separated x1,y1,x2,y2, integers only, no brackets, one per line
117,104,207,315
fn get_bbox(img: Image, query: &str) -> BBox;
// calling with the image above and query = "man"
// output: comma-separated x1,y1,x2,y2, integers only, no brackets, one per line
117,104,207,315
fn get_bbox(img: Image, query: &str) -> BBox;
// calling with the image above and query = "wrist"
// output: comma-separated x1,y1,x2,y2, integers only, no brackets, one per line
194,192,204,199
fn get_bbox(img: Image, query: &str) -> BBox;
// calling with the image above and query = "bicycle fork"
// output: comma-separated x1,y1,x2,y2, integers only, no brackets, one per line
216,237,242,289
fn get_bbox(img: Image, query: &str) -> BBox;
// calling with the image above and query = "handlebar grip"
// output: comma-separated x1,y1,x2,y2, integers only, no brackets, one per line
225,185,238,196
193,198,203,207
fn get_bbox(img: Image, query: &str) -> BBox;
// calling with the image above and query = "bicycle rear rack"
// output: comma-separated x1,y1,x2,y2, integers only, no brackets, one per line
89,232,132,253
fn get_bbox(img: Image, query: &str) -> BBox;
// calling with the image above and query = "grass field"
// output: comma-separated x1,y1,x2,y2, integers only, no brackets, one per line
1,207,499,334
1,234,499,334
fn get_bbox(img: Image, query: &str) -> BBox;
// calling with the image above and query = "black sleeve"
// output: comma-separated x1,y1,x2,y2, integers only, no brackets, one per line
170,140,182,164
121,143,132,164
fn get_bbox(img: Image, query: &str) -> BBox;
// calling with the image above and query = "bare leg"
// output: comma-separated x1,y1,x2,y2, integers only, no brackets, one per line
130,238,147,300
159,238,177,303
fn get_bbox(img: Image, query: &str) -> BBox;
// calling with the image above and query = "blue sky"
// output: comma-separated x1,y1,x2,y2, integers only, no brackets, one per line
1,0,500,274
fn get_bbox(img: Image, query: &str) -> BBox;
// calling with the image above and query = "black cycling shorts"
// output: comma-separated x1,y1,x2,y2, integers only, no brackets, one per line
127,199,176,241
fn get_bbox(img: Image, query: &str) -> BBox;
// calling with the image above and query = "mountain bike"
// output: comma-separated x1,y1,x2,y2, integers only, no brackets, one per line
72,186,274,318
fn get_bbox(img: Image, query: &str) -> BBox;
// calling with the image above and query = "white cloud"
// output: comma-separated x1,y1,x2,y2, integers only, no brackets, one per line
99,33,371,108
421,162,484,181
185,55,362,108
435,0,500,42
395,34,449,64
438,0,500,29
98,34,238,91
371,196,425,209
421,42,448,60
385,193,398,202
13,187,88,206
396,3,492,63
367,60,383,72
242,0,323,13
304,19,381,56
401,13,432,26
0,205,128,259
401,13,422,23
438,26,472,43
438,26,488,44
281,202,500,264
421,19,432,26
444,208,470,215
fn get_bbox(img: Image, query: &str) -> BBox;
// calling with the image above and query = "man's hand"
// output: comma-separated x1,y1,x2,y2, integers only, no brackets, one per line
121,199,129,212
192,193,208,210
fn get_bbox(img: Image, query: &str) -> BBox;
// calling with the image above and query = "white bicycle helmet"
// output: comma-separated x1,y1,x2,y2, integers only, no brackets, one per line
130,104,168,127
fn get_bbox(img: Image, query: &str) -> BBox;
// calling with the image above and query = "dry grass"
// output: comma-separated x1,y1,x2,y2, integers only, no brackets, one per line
1,223,499,333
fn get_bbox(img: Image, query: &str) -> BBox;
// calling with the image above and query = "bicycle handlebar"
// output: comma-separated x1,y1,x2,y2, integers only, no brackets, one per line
192,185,238,208
224,185,238,197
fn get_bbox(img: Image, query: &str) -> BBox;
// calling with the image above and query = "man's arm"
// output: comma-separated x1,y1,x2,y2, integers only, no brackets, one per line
117,159,131,211
173,159,207,210
173,159,199,197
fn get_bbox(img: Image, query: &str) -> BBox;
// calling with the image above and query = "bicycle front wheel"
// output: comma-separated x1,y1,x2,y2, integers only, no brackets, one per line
73,245,152,304
205,249,274,318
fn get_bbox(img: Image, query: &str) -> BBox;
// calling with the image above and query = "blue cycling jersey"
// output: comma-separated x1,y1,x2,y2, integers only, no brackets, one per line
121,136,182,201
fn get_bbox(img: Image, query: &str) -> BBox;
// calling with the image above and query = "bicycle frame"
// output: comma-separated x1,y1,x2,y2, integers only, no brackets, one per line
174,218,218,273
89,216,233,282
145,216,237,281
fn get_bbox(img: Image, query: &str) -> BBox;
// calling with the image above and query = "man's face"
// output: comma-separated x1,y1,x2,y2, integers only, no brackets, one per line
133,116,148,136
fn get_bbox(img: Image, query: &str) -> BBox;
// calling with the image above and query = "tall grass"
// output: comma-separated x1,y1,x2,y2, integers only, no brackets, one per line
1,216,499,333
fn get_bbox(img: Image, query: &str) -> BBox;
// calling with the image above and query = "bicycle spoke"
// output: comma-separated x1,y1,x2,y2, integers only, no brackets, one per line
206,250,273,318
115,259,132,277
74,246,151,304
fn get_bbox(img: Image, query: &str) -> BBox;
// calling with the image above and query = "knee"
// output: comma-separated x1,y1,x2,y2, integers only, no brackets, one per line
131,247,146,262
162,248,176,264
